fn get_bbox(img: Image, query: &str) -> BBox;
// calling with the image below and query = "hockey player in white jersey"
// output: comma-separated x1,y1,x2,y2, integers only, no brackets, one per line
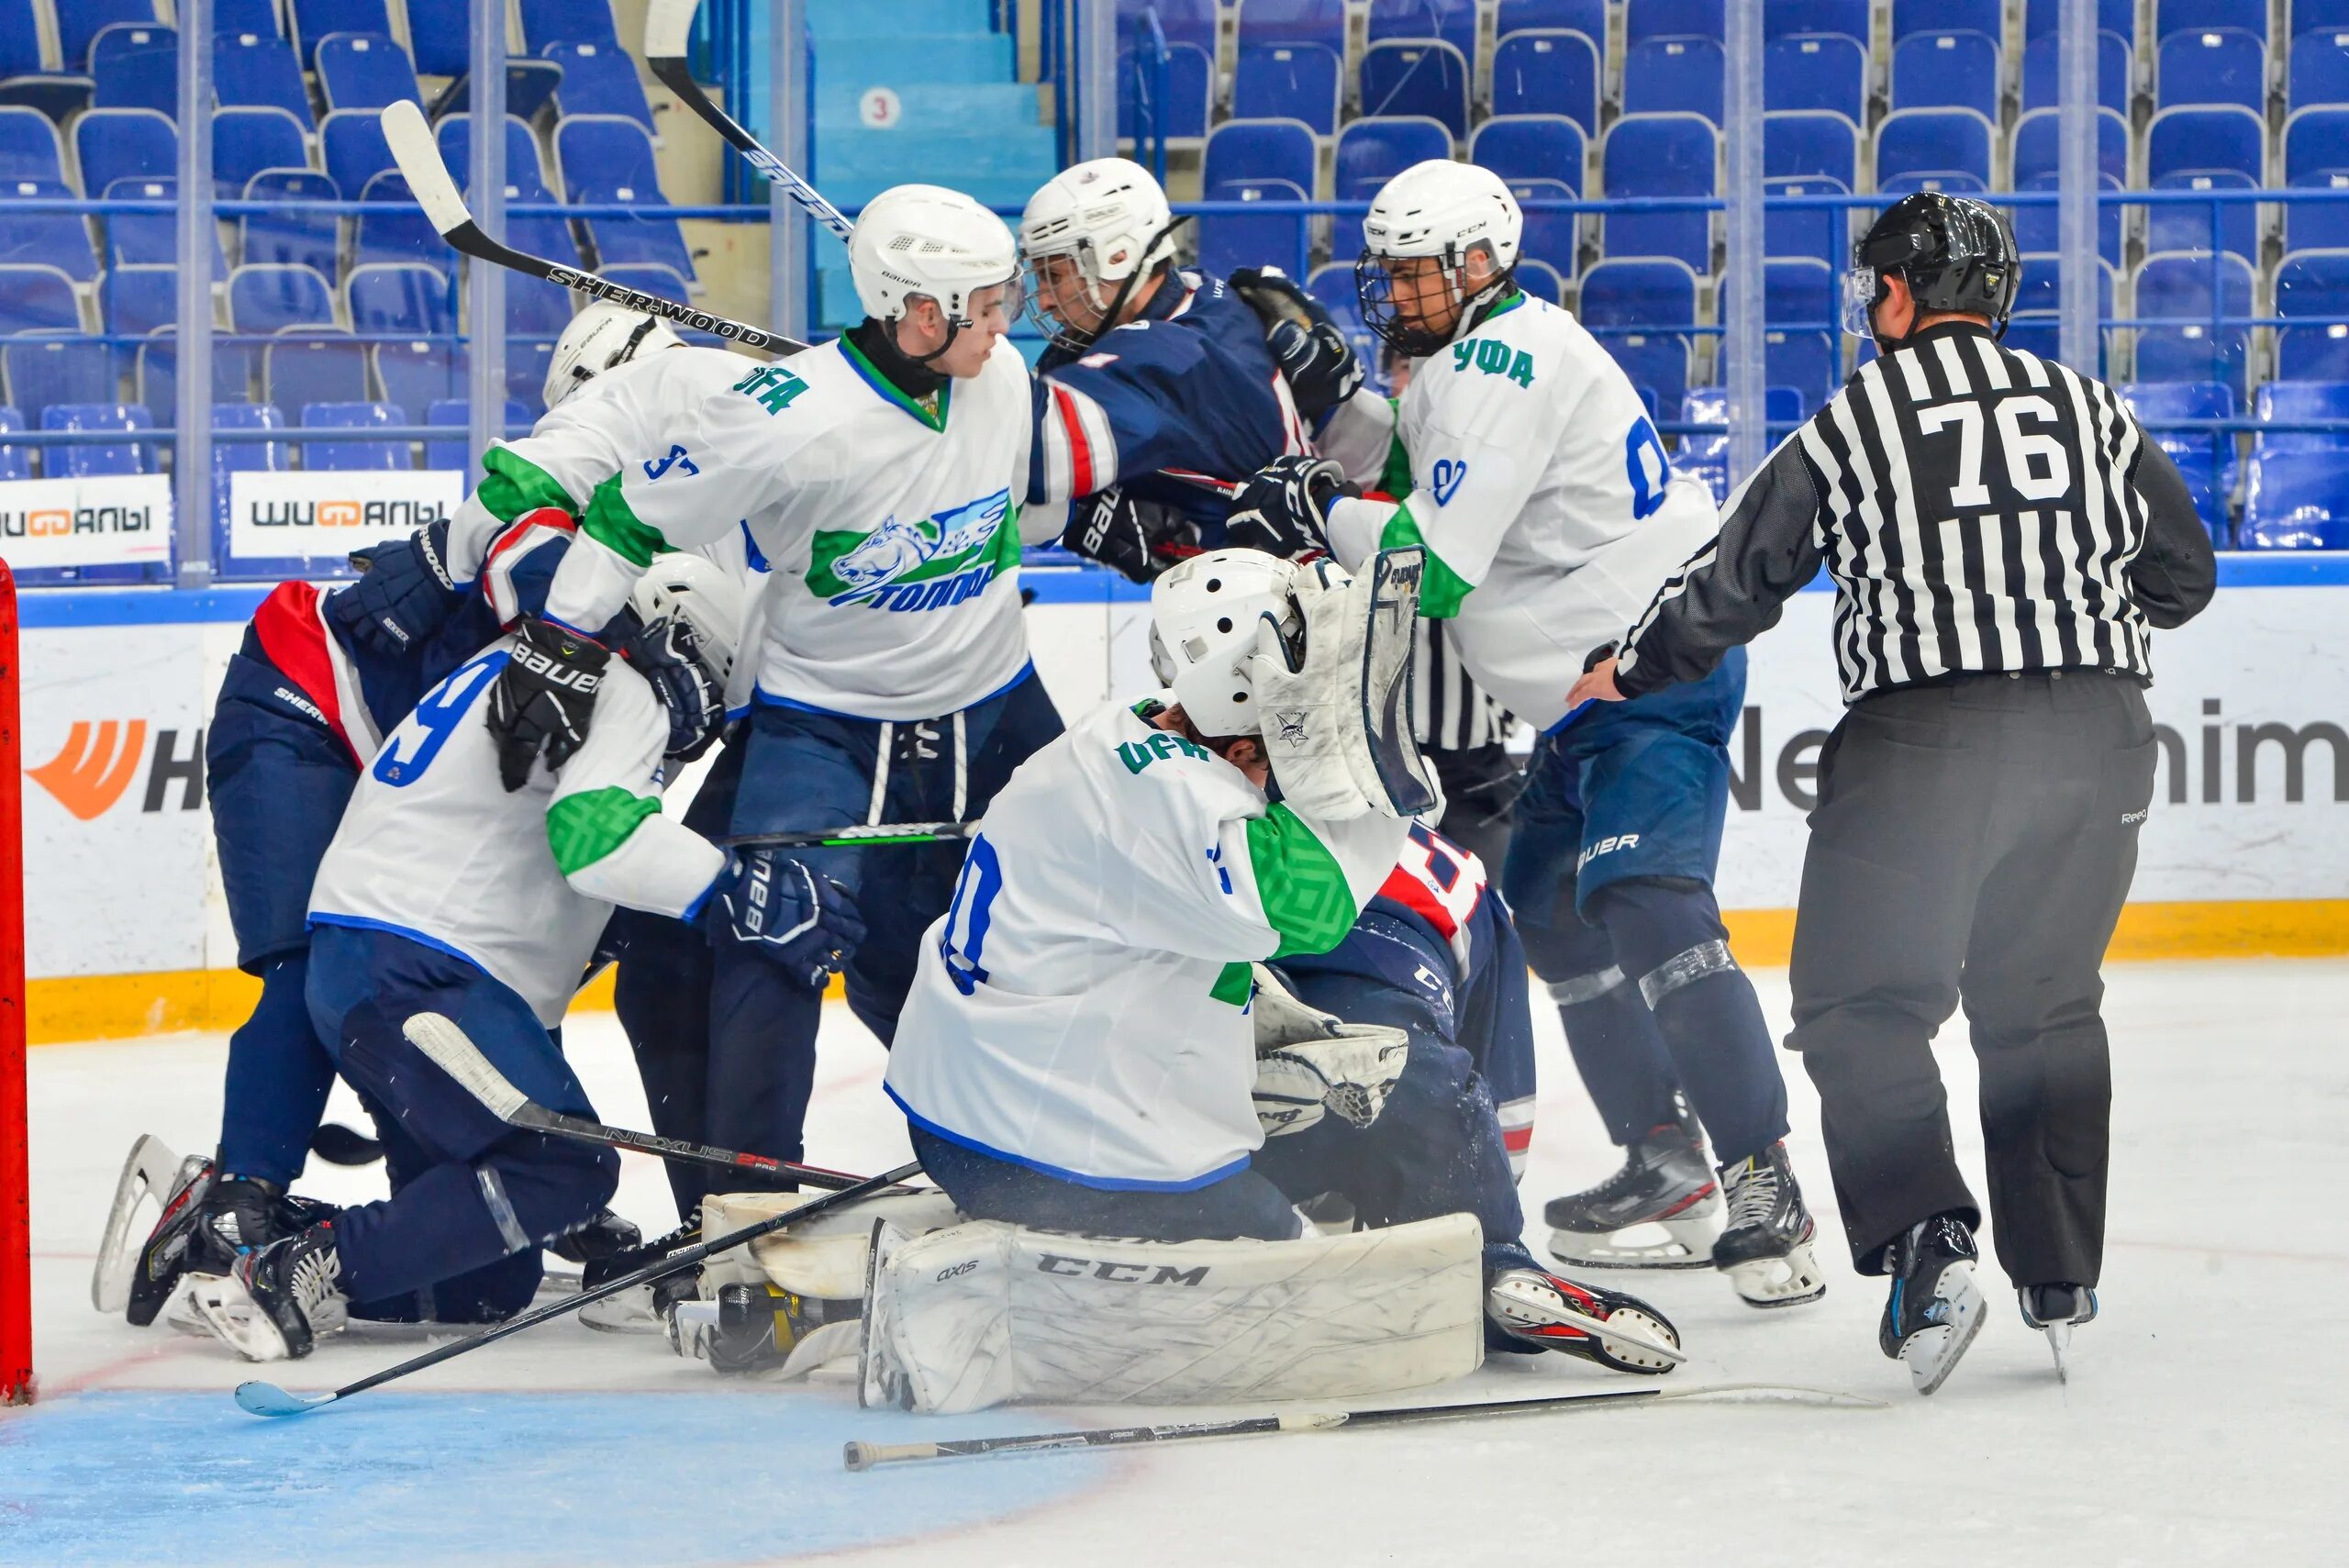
1223,161,1826,1308
881,549,1680,1378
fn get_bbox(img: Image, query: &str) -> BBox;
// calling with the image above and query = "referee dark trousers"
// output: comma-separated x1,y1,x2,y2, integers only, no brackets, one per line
1579,313,2214,1295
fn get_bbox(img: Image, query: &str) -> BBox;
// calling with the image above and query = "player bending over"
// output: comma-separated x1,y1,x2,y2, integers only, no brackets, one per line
1223,161,1825,1308
880,549,1677,1378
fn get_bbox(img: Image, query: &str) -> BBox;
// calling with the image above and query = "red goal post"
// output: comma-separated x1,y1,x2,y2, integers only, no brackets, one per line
1,559,28,1405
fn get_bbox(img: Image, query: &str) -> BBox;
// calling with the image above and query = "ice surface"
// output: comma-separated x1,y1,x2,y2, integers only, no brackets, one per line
6,962,2344,1565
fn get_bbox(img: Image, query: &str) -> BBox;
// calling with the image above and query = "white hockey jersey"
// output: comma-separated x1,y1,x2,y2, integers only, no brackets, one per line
1323,292,1722,728
309,639,725,1027
541,337,1044,720
884,699,1409,1190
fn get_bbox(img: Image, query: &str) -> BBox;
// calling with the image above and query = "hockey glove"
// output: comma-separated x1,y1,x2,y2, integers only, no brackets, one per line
1060,484,1200,584
618,609,727,762
1252,1029,1409,1137
702,849,868,990
484,615,611,792
1224,455,1353,562
1229,266,1364,423
326,517,462,656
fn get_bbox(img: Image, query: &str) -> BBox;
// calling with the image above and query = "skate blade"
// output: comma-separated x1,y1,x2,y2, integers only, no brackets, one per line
2043,1323,2071,1384
1902,1262,1987,1396
1545,1213,1722,1272
186,1274,291,1363
91,1135,186,1314
1722,1240,1829,1309
1493,1284,1688,1367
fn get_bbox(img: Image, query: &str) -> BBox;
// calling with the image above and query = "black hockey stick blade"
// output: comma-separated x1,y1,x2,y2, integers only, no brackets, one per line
235,1157,923,1418
376,99,807,356
714,820,977,851
644,0,853,242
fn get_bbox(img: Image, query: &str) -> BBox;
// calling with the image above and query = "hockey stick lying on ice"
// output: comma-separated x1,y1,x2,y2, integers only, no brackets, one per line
401,1013,918,1194
235,1156,923,1417
377,99,809,356
644,0,853,242
714,820,977,851
842,1383,1887,1471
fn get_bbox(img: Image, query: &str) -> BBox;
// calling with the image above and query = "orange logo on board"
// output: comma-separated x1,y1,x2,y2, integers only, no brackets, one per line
26,720,150,819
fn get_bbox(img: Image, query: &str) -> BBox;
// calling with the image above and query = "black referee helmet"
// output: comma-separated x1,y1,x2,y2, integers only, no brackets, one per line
1841,191,2021,350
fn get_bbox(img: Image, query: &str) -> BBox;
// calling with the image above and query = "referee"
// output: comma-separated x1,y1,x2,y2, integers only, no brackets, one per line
1569,193,2215,1395
1411,617,1519,870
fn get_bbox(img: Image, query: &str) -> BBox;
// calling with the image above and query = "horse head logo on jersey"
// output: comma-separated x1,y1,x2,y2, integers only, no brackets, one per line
830,514,935,595
810,489,1015,609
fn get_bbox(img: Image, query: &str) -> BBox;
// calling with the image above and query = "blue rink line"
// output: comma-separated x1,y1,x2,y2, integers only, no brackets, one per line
0,1390,1107,1567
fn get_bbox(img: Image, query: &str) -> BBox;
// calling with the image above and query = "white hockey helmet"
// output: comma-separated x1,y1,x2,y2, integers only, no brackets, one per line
1147,549,1304,739
543,301,683,411
849,183,1023,332
628,550,747,692
1356,160,1523,357
1019,157,1179,350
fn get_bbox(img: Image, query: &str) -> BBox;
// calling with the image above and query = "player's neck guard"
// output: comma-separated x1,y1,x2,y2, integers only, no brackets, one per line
848,317,950,400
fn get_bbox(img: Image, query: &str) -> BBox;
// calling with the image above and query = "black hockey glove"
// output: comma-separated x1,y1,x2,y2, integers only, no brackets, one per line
1060,484,1200,584
618,609,727,762
701,850,868,990
1228,266,1364,423
1224,455,1353,561
326,517,462,657
484,615,611,792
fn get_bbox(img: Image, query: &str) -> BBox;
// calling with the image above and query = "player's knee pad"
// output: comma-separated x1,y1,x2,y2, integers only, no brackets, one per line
860,1214,1486,1414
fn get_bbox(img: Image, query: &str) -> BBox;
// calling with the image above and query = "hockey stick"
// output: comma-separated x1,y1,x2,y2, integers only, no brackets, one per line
401,1014,908,1194
713,821,977,851
842,1383,1886,1471
643,0,853,243
377,100,808,356
234,1157,923,1417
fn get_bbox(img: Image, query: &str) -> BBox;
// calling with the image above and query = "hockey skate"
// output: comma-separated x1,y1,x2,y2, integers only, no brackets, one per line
1542,1117,1721,1269
93,1136,207,1319
549,1207,644,1268
668,1282,833,1375
2019,1283,2099,1384
1486,1268,1684,1373
1879,1215,1987,1396
188,1223,349,1362
579,1218,702,1333
1711,1141,1828,1308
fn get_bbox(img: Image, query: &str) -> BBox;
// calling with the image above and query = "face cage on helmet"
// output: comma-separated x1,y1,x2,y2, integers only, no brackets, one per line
1355,247,1512,359
1021,243,1116,355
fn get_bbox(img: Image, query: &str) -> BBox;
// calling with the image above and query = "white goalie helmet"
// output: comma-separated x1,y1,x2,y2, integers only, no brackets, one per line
1019,157,1179,348
1147,549,1304,739
543,301,684,412
628,551,747,690
1356,160,1523,357
849,183,1023,328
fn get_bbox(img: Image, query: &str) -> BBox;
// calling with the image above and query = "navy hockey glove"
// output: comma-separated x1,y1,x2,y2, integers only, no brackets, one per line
702,850,867,989
1060,484,1200,584
484,616,610,791
327,517,462,656
1224,455,1353,561
1228,267,1364,423
618,609,727,762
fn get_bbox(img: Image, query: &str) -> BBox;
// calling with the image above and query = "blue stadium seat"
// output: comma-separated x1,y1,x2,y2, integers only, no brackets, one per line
215,0,282,33
136,325,262,423
1874,108,1997,192
268,332,370,417
2021,28,2132,114
1891,30,2001,118
1580,259,1698,409
317,32,419,112
520,0,618,52
0,179,95,282
1119,40,1212,145
2157,0,2267,42
239,169,340,279
89,22,173,117
40,401,150,475
2241,450,2349,546
1761,258,1839,406
1119,0,1217,51
2147,104,2268,186
215,30,313,129
300,400,409,471
1498,0,1607,44
1765,32,1865,122
1368,0,1476,56
1233,45,1343,137
505,272,574,389
214,107,308,197
2288,169,2349,250
0,0,39,77
1335,117,1454,254
1768,1,1866,43
2027,0,2134,43
2254,380,2349,460
57,0,154,72
98,261,172,381
347,261,454,335
74,107,171,196
1359,39,1470,139
544,39,657,133
2298,1,2349,36
292,0,392,65
404,0,467,77
1197,179,1312,279
2286,103,2349,185
437,114,555,200
321,109,395,200
1238,0,1346,51
0,406,28,482
1623,35,1723,125
2002,253,2116,373
211,401,292,540
1764,174,1849,267
229,262,337,333
556,113,673,205
424,396,529,473
2275,249,2349,378
375,339,463,418
1765,110,1858,185
1490,29,1600,138
1894,0,1998,42
0,262,80,334
1677,385,1807,503
2013,171,2126,265
2121,380,2237,542
0,103,61,183
1626,0,1721,46
2290,28,2349,112
2157,28,2266,112
2151,168,2263,260
594,264,693,306
99,176,207,267
2010,108,2129,260
1602,113,1716,272
2133,250,2257,396
1502,177,1580,278
1306,261,1356,315
6,334,112,426
1472,114,1586,190
1507,258,1560,306
352,170,447,271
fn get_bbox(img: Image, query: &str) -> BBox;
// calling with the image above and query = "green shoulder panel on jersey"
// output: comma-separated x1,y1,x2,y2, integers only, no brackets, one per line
1376,500,1475,618
1243,803,1362,959
547,786,663,875
478,447,578,524
1210,962,1253,1007
582,473,670,568
1375,396,1413,497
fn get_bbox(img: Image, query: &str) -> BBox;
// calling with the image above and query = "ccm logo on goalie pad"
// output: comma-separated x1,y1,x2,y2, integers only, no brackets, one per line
1035,1253,1210,1286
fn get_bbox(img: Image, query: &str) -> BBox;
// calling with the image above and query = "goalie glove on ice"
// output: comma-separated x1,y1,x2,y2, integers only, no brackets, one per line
484,615,611,791
328,517,462,657
702,849,868,989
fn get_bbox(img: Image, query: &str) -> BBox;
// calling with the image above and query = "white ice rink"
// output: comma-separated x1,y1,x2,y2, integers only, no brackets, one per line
6,961,2344,1566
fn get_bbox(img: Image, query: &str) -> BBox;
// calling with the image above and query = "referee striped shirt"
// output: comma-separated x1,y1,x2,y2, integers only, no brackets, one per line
1614,322,2216,704
1413,617,1511,751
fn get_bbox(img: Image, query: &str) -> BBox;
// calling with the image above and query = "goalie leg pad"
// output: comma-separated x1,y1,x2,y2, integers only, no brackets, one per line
698,1188,963,1301
863,1212,1486,1414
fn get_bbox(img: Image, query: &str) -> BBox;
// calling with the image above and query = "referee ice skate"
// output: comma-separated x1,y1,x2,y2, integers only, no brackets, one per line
1575,193,2215,1394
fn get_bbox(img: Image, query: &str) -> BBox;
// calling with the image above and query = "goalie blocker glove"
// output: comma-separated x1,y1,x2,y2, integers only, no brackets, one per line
1224,455,1353,561
485,615,612,791
1228,266,1364,423
327,517,462,657
702,849,869,989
